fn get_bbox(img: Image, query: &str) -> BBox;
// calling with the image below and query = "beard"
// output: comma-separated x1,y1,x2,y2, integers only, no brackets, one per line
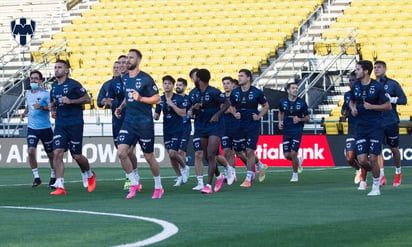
175,87,183,94
127,63,137,70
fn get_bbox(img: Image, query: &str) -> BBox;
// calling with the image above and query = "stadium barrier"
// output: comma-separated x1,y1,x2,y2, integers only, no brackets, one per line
1,135,411,167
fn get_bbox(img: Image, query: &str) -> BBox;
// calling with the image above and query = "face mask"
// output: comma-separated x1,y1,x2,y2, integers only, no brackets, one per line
30,83,39,90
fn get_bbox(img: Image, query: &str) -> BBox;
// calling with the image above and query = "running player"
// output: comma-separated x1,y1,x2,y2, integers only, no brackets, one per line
374,60,407,187
230,69,269,187
154,75,190,186
341,71,363,187
175,77,192,173
107,55,139,191
349,60,391,196
187,68,232,193
21,70,55,188
278,82,310,182
49,60,96,195
115,49,164,199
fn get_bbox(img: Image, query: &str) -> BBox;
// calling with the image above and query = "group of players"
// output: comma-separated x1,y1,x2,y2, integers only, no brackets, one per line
29,49,408,199
341,60,407,196
23,48,314,199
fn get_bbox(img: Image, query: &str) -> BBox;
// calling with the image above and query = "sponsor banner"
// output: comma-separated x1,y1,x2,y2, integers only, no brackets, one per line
327,135,412,166
252,135,335,167
0,137,168,167
2,135,411,167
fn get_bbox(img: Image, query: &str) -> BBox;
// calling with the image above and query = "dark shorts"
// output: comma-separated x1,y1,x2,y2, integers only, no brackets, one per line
383,123,399,148
355,127,383,155
179,126,191,152
345,134,356,152
164,131,183,151
282,131,303,153
53,124,83,155
118,121,154,153
27,127,54,153
236,123,260,150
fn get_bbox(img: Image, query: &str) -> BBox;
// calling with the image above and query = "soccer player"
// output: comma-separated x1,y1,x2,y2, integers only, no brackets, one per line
97,61,120,109
106,56,139,191
349,60,391,196
187,68,232,194
175,77,193,170
230,69,269,187
374,60,407,187
341,71,363,187
21,70,55,188
154,75,190,186
278,82,310,182
115,49,164,199
49,60,96,195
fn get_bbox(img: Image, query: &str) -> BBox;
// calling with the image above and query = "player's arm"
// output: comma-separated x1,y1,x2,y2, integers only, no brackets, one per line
278,110,284,130
21,106,28,121
132,90,160,104
253,102,269,120
166,99,186,117
394,84,407,105
114,99,126,119
153,104,161,120
210,99,231,122
364,100,391,111
62,93,91,105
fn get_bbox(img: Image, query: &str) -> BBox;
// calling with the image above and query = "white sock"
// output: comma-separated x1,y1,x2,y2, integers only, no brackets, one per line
246,171,254,181
292,172,298,178
56,178,64,189
86,169,93,178
197,176,204,185
372,177,380,190
216,174,223,180
32,168,40,178
127,172,138,185
380,168,384,177
154,176,162,189
395,167,401,174
50,169,56,178
133,168,140,182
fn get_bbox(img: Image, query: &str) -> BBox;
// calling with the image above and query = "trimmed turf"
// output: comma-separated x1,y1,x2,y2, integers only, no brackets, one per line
1,166,411,247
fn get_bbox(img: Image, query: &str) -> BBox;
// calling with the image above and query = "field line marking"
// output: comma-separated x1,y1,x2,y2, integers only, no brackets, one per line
0,206,178,247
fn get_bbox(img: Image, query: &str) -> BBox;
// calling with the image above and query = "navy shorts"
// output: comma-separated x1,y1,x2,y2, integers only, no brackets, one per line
164,131,182,151
345,134,356,152
179,126,191,152
27,127,54,153
118,121,154,153
355,127,383,155
53,124,84,155
383,123,399,148
282,131,303,153
237,123,260,150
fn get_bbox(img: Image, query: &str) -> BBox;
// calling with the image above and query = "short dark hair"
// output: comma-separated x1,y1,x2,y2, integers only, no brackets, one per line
30,70,43,79
177,77,187,86
233,79,239,86
374,60,387,68
197,68,211,83
357,60,373,75
285,82,298,91
189,68,199,78
162,75,175,84
128,49,142,59
56,59,70,68
118,55,127,60
238,69,253,81
222,76,233,82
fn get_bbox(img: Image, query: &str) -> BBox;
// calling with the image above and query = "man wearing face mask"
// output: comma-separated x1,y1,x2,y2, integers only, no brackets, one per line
21,70,55,188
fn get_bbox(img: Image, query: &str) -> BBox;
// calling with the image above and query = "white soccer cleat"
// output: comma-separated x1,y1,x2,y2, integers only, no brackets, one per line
354,169,362,184
358,181,367,190
297,156,304,174
174,177,183,187
367,189,381,196
181,166,190,184
192,183,204,191
290,174,298,182
225,166,235,185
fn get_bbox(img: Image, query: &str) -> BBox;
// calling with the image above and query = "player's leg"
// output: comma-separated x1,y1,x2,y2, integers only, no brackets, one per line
27,128,41,187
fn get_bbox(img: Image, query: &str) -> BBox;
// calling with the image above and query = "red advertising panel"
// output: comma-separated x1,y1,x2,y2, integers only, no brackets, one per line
238,135,335,167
